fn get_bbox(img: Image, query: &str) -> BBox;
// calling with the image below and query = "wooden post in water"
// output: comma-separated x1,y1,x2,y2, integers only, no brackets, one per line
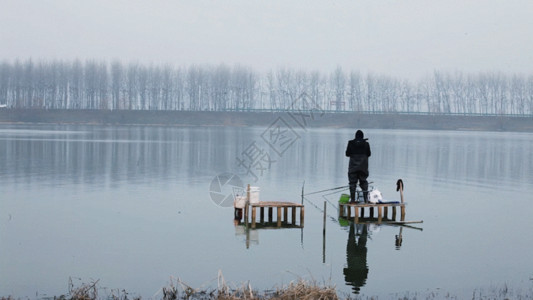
268,207,273,223
251,206,257,229
260,207,264,223
300,206,305,227
283,207,288,224
244,184,250,225
354,204,359,223
378,205,383,223
292,206,296,225
301,180,305,205
277,207,282,227
323,201,326,263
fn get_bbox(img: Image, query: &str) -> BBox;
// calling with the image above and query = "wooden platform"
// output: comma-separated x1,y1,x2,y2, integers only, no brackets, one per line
339,202,406,223
244,201,304,229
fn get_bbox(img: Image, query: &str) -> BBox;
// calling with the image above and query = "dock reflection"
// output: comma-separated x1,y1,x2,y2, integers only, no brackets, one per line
341,216,422,294
234,219,303,249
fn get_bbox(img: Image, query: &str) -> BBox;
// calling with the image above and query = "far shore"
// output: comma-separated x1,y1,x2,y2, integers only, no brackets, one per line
0,109,532,132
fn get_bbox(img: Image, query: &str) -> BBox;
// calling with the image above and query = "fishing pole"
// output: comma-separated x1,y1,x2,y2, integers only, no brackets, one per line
304,182,374,196
303,185,349,196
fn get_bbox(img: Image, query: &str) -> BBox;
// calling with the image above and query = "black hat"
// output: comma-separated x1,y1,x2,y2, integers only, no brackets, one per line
355,130,364,139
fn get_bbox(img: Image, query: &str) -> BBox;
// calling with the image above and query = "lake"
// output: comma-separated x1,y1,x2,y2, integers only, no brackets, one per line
1,123,532,299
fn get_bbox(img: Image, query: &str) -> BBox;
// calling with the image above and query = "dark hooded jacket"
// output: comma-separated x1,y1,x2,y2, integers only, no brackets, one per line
345,130,371,175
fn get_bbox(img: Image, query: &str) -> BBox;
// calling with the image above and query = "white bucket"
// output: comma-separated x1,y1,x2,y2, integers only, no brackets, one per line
249,186,260,204
368,189,383,204
234,196,247,208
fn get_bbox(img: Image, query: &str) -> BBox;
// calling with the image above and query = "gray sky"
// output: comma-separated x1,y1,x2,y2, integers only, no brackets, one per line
1,0,532,80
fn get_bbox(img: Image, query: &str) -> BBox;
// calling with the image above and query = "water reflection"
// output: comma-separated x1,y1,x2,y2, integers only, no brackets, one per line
233,210,304,249
1,126,531,191
342,218,422,294
344,222,369,294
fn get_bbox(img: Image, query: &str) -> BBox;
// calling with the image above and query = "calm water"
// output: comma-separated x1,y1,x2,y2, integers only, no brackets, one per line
1,124,532,298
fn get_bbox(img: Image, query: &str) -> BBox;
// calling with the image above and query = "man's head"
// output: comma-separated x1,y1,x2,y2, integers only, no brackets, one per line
355,130,364,139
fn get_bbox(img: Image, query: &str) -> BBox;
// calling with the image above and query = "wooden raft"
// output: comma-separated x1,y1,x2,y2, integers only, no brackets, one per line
338,202,406,223
244,201,304,229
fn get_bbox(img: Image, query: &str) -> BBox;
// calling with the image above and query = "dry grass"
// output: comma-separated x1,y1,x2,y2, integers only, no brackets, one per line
159,272,339,300
2,274,532,300
68,278,99,300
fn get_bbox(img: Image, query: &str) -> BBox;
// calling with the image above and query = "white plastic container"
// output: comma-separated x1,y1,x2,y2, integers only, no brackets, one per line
249,186,260,204
234,196,247,208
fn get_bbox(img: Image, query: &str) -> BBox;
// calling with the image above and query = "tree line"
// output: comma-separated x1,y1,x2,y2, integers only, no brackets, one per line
1,59,532,115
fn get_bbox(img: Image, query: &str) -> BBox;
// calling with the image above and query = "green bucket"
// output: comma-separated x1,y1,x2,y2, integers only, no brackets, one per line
339,193,350,204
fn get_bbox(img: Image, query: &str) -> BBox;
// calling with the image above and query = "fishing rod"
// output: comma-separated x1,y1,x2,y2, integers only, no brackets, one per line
304,182,374,196
303,185,348,196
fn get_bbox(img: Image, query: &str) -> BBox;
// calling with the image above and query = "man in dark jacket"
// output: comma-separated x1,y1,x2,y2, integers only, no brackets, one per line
345,130,371,203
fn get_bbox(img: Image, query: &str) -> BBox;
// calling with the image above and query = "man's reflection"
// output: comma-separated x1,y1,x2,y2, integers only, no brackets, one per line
343,222,369,294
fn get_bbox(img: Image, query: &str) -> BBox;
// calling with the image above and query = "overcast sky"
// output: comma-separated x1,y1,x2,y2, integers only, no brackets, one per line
1,0,532,80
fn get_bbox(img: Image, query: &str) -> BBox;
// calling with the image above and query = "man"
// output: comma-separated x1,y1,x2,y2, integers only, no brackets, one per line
345,130,371,203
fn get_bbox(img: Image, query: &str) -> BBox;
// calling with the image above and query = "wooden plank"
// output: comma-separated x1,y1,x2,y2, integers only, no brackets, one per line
251,201,304,207
300,206,305,227
252,206,257,229
244,203,249,225
277,207,282,227
347,205,351,218
341,202,406,208
378,206,382,223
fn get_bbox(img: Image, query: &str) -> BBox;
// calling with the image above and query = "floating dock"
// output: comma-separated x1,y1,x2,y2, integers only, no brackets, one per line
338,202,406,223
245,201,304,229
235,185,305,229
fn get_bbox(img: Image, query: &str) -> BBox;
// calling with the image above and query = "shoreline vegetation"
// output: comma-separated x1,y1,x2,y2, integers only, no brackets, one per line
1,275,531,300
1,109,532,132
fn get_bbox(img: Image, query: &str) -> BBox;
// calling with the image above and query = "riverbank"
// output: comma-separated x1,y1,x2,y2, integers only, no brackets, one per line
0,109,532,132
2,277,530,300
